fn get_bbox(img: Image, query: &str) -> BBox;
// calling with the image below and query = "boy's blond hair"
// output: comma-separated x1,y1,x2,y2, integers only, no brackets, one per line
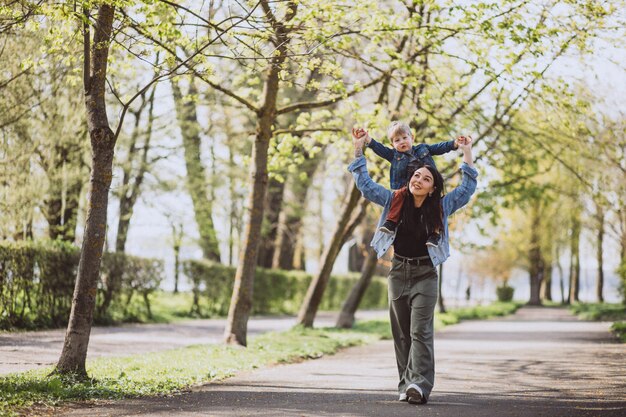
386,121,412,140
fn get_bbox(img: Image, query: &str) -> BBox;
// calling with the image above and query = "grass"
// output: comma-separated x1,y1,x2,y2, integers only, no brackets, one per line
435,301,522,329
0,302,520,416
610,322,626,342
99,291,204,324
568,302,626,321
569,302,626,342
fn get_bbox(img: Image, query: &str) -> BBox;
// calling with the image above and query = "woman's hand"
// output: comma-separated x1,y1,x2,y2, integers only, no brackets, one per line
352,127,367,157
457,135,474,167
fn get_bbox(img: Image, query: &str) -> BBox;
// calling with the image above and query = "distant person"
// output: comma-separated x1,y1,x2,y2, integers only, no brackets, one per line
353,123,469,248
466,285,471,301
348,129,477,405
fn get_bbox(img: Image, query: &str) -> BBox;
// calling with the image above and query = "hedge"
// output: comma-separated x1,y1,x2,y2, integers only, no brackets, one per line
182,259,388,316
0,240,164,329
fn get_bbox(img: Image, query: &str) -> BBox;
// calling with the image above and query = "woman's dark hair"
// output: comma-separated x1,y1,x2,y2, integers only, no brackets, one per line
402,163,444,234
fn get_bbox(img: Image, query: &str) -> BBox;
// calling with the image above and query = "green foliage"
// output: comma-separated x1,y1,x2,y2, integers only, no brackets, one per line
182,259,388,316
617,260,626,304
569,303,626,343
610,321,626,343
0,241,165,329
569,303,626,322
0,240,78,329
496,285,515,302
435,302,522,329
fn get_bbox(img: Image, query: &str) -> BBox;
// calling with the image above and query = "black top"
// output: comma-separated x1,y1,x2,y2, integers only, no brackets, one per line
393,201,429,258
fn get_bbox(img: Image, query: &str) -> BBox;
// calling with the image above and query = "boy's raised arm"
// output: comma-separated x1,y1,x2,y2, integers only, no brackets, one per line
351,127,394,162
366,137,394,162
425,138,457,155
426,135,473,156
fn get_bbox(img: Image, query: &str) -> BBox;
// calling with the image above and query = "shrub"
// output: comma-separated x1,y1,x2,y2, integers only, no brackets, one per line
0,240,165,329
182,259,388,316
496,284,514,302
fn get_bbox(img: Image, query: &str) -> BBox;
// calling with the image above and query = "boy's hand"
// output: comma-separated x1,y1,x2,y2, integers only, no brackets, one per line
457,135,473,150
352,127,371,145
455,135,471,148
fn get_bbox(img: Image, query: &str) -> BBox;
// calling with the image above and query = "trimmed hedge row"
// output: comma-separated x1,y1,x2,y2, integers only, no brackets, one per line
0,240,164,329
183,259,388,316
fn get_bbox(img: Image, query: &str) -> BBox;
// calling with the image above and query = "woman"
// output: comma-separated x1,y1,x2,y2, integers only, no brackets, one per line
348,131,478,405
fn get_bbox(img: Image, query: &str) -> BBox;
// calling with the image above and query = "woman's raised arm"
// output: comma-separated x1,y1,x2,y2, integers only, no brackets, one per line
348,129,392,208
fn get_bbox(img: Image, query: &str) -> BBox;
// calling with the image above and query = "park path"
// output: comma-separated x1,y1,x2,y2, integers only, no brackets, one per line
0,311,387,375
58,306,626,417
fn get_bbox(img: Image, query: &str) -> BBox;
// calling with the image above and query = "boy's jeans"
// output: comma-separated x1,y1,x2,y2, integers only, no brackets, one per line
388,257,438,400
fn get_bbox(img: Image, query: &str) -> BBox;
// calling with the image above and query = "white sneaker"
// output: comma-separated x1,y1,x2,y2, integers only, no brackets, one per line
405,383,423,404
398,393,407,402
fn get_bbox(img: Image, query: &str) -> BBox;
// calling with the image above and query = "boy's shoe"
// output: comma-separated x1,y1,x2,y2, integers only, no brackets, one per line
405,383,424,404
425,232,441,248
398,393,407,402
379,220,397,234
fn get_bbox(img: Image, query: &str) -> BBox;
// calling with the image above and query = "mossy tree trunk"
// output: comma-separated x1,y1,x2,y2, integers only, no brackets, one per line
171,76,221,262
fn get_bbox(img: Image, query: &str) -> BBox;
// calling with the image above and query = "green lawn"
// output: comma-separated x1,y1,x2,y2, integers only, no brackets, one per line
569,302,626,342
0,301,520,416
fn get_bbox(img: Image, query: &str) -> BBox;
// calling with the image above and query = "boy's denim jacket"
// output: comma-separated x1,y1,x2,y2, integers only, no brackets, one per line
367,138,456,189
347,156,478,266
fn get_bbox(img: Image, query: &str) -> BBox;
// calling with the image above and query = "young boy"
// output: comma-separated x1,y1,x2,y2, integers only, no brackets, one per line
352,122,465,247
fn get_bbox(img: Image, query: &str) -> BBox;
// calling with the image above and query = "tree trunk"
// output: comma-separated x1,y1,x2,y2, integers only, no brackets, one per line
336,246,378,328
225,129,241,267
223,5,296,344
297,184,362,327
44,177,82,243
568,207,581,303
170,76,220,262
55,4,115,377
172,222,182,294
272,153,321,269
115,86,155,253
540,262,553,301
223,112,273,346
556,250,565,304
528,201,542,306
257,178,285,267
595,200,604,303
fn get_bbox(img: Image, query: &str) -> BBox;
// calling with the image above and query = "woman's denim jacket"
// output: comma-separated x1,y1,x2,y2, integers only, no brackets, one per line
367,138,456,189
347,156,478,267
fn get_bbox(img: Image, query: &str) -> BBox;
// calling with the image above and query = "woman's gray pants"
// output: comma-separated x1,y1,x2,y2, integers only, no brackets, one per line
388,257,438,401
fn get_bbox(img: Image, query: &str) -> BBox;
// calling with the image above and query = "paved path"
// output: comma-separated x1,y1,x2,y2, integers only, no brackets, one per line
59,307,626,417
0,311,387,375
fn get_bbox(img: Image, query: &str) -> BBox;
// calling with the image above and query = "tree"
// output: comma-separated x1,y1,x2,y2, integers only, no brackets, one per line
53,0,243,375
55,3,117,376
